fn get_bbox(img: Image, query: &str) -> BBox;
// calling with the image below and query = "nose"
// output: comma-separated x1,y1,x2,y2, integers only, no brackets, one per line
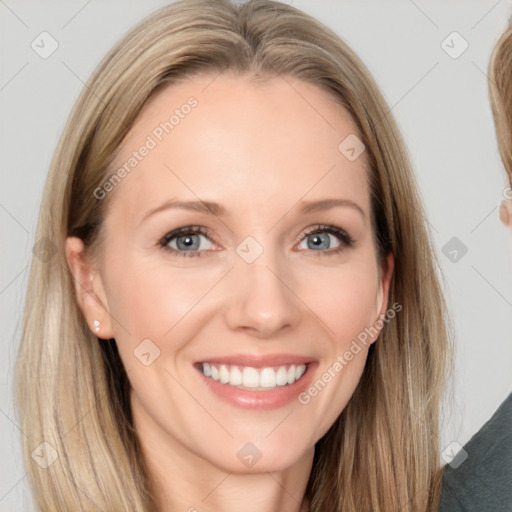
224,254,302,338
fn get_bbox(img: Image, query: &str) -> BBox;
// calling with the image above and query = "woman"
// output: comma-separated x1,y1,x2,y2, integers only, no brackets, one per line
15,0,449,510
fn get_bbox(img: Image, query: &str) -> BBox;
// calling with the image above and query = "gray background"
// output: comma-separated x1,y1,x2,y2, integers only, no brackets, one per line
1,0,512,509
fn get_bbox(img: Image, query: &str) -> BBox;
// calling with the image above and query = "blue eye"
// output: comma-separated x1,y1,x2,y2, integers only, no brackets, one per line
297,225,354,255
159,226,214,257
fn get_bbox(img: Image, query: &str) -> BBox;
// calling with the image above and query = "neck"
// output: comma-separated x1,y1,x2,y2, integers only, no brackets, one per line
151,465,312,512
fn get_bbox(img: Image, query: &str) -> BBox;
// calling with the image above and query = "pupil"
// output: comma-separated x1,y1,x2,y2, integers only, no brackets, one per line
309,233,329,250
177,234,199,250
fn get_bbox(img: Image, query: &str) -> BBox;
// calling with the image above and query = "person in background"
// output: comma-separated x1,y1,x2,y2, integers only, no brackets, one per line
438,18,512,512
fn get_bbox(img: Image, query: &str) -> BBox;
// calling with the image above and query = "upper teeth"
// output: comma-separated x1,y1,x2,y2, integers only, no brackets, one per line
201,363,307,389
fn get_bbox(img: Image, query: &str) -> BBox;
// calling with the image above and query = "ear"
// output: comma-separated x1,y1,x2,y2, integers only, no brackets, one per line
371,252,395,343
65,236,114,339
499,199,512,228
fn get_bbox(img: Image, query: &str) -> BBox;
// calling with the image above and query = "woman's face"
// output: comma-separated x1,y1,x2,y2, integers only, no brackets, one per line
70,73,393,474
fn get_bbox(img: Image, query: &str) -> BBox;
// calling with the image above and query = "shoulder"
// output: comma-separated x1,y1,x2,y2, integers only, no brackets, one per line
439,392,512,511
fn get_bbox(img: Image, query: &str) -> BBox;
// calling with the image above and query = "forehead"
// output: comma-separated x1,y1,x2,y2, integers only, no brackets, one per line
106,73,370,221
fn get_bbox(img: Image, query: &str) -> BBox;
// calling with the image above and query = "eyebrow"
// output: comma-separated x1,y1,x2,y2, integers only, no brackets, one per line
140,197,366,224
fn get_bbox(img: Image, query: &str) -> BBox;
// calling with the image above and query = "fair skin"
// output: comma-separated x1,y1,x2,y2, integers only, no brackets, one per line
66,73,393,512
500,197,512,227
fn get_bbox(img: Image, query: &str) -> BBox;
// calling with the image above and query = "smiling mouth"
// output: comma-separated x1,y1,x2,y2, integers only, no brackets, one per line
195,362,309,390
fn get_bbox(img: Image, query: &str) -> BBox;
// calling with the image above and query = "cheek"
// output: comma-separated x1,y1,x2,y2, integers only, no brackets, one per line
102,254,234,388
292,258,380,432
295,258,381,341
104,253,224,340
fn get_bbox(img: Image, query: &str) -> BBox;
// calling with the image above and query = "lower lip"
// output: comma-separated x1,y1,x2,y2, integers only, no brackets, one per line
196,363,318,410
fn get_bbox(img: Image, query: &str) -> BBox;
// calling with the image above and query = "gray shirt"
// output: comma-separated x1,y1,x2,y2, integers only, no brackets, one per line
439,392,512,511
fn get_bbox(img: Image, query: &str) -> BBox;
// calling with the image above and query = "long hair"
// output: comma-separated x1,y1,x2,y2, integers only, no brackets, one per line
15,1,449,510
489,19,512,188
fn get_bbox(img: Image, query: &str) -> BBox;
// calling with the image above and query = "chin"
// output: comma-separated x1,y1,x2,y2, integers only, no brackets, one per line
203,439,314,475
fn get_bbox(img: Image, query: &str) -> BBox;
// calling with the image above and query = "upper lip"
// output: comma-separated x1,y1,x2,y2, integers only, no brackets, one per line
196,353,315,368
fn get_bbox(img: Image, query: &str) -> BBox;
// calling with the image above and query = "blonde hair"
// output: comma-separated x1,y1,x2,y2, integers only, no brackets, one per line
489,20,512,188
15,1,449,510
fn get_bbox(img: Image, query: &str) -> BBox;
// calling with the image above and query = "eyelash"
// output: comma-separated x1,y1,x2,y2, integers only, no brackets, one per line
158,224,354,258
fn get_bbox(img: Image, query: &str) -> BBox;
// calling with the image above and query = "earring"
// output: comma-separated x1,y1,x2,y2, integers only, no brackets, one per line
93,320,100,332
